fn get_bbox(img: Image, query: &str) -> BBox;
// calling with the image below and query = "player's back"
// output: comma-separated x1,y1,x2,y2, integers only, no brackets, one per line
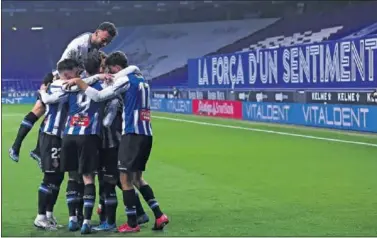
65,81,105,135
122,72,152,136
40,86,69,138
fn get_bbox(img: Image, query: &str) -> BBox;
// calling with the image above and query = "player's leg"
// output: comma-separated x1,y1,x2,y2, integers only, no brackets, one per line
117,135,141,233
45,172,65,228
76,176,85,227
60,135,81,231
133,172,169,230
117,134,142,233
132,135,169,230
134,188,149,225
30,125,43,164
9,100,45,162
97,170,107,225
66,172,80,231
93,147,118,231
34,133,61,230
44,135,64,227
79,135,101,234
35,172,55,230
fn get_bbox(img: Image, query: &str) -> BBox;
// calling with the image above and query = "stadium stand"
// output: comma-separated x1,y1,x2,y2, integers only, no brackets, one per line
2,19,277,91
152,1,377,88
2,1,377,91
104,19,278,79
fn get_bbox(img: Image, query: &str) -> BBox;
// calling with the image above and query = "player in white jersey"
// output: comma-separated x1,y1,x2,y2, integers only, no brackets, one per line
64,52,169,233
9,22,117,164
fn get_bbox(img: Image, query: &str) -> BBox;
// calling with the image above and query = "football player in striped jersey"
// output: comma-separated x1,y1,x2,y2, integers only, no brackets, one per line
33,77,68,230
39,57,107,234
38,55,106,231
65,51,169,233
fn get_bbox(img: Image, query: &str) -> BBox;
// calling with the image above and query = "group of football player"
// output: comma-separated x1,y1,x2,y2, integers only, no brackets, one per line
8,21,169,234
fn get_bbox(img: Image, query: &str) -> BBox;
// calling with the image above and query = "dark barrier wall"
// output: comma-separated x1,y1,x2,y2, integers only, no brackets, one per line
3,96,376,133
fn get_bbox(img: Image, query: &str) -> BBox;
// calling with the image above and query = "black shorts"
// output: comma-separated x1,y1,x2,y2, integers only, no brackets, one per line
39,133,62,173
60,135,101,174
118,134,153,172
99,147,119,179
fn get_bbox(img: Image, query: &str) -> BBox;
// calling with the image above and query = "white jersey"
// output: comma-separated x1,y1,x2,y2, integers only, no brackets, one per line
53,32,93,76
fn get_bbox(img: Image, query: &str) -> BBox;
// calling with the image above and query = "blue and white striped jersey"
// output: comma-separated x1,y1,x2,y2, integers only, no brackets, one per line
84,66,152,136
101,97,122,148
64,81,106,136
39,85,69,138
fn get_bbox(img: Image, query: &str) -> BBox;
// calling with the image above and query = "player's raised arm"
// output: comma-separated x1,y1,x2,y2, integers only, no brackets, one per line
63,74,109,92
86,76,130,101
66,75,130,102
39,80,69,104
113,65,141,80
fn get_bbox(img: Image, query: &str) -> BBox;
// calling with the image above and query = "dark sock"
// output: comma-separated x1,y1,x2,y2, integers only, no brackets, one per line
46,184,60,213
122,189,138,227
104,182,118,225
77,183,85,217
135,191,146,217
83,184,96,221
38,183,51,215
12,112,39,153
66,180,79,217
139,185,163,219
98,182,106,222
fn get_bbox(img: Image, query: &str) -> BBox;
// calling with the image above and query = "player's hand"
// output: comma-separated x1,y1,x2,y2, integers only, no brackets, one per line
39,83,48,91
63,78,80,87
98,73,114,83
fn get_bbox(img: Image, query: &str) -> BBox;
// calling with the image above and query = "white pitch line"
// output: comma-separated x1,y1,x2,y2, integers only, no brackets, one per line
153,116,377,148
4,113,376,147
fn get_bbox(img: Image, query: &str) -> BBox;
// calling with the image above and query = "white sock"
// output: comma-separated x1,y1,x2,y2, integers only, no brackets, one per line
37,214,46,220
69,216,77,222
46,211,53,218
83,219,91,225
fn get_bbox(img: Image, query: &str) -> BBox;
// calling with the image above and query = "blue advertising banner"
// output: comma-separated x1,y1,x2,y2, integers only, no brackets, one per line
1,96,36,104
150,99,192,114
188,35,377,89
242,102,377,133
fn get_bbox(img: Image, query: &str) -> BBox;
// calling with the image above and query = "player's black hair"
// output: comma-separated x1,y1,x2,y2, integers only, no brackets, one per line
57,59,80,73
42,72,54,86
85,49,102,75
97,22,117,38
105,51,128,69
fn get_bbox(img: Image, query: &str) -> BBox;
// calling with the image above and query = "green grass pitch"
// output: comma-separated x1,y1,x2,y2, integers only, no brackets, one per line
2,104,377,236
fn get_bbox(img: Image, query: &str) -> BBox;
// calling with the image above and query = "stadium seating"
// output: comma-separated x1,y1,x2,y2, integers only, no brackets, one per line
2,19,277,91
2,1,377,91
152,1,377,88
104,19,278,79
240,26,343,52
